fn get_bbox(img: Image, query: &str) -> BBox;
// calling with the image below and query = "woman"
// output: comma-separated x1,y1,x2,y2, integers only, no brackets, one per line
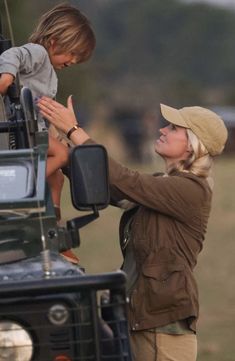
38,96,227,361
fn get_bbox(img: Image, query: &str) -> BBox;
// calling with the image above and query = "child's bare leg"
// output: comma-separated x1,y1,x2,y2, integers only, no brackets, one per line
46,135,69,177
47,170,64,221
47,169,64,207
46,135,68,220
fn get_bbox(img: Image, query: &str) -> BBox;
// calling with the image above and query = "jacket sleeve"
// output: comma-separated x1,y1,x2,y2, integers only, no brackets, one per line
108,156,211,222
0,44,47,77
83,139,211,222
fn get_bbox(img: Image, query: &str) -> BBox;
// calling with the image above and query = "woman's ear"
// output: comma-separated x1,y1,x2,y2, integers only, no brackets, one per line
187,142,193,153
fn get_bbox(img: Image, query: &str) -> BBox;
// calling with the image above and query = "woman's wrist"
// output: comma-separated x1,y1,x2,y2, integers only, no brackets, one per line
67,125,79,139
68,126,90,145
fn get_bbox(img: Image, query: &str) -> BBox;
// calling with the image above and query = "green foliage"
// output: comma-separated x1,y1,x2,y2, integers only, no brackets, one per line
88,0,235,106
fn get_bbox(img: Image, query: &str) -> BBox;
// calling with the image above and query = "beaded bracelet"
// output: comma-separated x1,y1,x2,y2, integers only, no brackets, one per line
67,125,79,139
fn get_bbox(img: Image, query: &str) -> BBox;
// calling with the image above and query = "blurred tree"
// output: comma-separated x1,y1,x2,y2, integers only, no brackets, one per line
2,0,235,110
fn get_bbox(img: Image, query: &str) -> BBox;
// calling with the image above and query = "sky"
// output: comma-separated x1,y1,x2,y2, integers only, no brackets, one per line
183,0,235,8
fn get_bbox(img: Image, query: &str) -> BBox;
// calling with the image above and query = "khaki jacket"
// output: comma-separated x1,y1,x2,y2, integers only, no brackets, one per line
108,156,212,332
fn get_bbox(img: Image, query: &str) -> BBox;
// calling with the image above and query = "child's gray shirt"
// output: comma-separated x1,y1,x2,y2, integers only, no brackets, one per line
0,43,58,99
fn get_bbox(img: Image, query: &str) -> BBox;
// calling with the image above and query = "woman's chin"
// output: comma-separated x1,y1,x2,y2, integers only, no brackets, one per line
154,142,162,154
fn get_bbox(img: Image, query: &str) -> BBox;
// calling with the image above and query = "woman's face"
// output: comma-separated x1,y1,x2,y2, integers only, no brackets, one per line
155,123,190,165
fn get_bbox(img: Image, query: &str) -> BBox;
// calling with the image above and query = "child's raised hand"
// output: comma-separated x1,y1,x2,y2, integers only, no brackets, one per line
0,73,14,94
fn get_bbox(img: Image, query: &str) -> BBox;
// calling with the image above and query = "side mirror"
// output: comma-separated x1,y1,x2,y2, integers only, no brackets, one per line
69,144,110,211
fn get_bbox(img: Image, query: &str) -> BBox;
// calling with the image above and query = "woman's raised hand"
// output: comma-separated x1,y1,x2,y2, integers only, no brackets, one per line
37,95,90,145
37,95,77,134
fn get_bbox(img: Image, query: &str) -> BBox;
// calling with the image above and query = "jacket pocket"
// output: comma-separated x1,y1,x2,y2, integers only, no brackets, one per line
142,263,187,313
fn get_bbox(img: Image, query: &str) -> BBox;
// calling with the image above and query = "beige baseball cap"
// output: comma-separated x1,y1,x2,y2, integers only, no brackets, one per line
160,104,228,156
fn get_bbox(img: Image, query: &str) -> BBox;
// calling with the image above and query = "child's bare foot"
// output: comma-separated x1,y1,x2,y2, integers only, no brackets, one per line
60,249,79,264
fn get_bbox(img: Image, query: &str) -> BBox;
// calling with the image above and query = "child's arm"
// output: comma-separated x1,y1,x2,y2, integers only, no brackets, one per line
0,73,14,94
0,44,48,94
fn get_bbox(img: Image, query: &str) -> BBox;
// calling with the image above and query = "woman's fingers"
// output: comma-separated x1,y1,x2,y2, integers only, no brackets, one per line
38,98,58,118
38,103,53,117
67,95,76,117
67,95,73,108
38,97,63,113
37,96,79,133
37,101,58,126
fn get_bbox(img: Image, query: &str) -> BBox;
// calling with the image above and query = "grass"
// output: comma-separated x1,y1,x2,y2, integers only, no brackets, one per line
61,154,235,361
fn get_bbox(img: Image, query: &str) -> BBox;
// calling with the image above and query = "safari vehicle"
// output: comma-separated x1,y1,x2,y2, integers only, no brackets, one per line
0,25,132,361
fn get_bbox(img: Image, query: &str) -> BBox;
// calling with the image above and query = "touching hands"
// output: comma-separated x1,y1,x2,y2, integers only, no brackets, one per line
37,96,90,145
37,95,77,133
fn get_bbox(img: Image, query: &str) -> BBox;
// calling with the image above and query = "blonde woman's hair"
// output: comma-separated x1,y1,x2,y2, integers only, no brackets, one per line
168,129,214,187
29,2,96,63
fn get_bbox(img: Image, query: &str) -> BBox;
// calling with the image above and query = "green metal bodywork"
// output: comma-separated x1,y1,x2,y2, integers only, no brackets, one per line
0,129,61,261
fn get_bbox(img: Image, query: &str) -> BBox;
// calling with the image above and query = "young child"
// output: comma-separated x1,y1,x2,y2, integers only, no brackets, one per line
0,2,96,263
0,2,95,207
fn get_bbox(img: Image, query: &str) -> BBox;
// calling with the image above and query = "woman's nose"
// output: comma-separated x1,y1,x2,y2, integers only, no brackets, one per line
160,126,168,135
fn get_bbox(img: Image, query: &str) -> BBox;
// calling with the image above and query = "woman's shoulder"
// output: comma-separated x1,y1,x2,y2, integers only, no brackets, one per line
174,170,212,198
156,169,211,192
178,170,210,184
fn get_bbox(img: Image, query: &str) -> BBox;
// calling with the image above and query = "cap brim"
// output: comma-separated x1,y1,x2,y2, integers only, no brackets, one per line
160,104,188,128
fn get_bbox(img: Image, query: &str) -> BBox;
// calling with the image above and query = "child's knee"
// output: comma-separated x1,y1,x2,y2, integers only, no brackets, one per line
60,146,69,166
